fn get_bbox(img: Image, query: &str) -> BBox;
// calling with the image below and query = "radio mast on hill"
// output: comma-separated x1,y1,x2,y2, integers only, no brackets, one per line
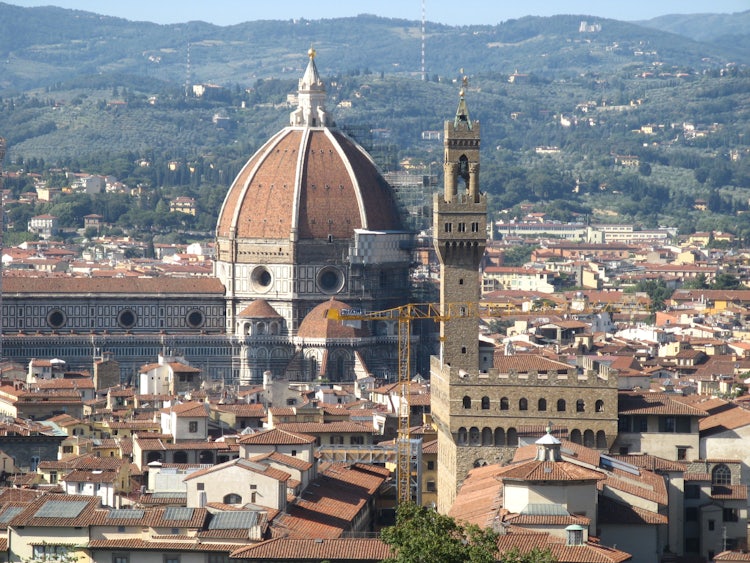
421,0,426,81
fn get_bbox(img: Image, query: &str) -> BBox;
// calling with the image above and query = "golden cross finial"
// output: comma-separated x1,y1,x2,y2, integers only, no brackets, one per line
308,45,316,59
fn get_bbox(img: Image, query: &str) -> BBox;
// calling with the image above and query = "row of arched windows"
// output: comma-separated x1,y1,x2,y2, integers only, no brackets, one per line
465,396,604,413
457,426,608,449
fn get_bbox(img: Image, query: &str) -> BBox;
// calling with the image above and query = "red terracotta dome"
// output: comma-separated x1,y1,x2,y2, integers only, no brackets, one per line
216,49,401,242
297,299,371,339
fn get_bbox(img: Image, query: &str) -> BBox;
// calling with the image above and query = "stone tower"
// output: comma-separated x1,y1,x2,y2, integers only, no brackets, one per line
431,81,487,513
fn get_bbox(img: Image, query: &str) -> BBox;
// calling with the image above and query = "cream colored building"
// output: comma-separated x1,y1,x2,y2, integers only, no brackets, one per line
184,457,290,510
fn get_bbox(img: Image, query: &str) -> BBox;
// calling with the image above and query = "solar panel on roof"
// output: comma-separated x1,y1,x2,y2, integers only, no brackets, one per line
35,500,89,519
207,510,258,530
151,492,187,499
163,507,194,521
0,506,23,523
107,509,145,520
520,503,570,516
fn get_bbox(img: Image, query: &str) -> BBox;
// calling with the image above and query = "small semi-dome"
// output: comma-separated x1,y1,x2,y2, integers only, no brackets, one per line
237,299,282,319
216,49,402,242
297,299,371,340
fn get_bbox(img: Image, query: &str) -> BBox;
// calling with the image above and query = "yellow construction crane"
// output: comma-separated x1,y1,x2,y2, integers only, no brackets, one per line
327,302,481,503
328,298,618,502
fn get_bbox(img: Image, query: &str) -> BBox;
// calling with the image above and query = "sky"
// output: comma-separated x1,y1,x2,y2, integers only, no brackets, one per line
6,0,750,26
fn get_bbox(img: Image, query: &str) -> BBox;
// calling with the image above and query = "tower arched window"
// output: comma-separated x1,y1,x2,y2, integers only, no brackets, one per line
596,430,607,449
457,427,468,445
482,427,493,445
519,398,528,411
576,399,585,413
507,428,518,446
538,398,547,411
595,400,604,413
500,397,509,411
463,396,472,409
481,396,490,410
583,430,595,447
494,428,505,446
713,464,732,485
557,399,566,412
469,427,481,446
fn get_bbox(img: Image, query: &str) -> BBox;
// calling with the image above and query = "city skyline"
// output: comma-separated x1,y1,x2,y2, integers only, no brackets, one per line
6,0,750,27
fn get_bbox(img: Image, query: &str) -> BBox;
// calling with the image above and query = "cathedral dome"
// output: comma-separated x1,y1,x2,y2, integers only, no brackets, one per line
216,50,402,242
297,299,371,339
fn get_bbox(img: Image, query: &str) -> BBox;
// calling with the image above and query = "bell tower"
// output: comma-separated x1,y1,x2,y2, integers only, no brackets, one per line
431,79,487,512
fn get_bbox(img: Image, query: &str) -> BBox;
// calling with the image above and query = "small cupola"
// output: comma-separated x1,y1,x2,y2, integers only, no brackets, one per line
535,423,562,462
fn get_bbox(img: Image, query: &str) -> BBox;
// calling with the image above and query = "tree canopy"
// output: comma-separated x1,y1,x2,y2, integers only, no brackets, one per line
380,502,555,563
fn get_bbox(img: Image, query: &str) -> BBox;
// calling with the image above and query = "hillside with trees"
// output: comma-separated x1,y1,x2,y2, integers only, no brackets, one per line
1,4,749,244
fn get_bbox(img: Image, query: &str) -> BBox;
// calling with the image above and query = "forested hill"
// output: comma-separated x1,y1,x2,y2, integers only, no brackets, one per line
0,3,748,93
1,4,750,240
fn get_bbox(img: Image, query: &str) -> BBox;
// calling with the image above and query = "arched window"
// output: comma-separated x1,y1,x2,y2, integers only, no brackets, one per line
576,399,585,413
494,428,506,446
199,451,214,464
712,464,732,485
457,427,468,445
469,427,481,446
173,451,188,464
570,429,582,444
146,451,163,463
482,427,493,445
500,397,509,411
538,398,547,412
519,398,528,411
481,396,490,410
596,430,607,449
507,428,518,446
583,430,595,447
223,493,242,504
557,399,566,412
595,400,604,413
463,396,472,409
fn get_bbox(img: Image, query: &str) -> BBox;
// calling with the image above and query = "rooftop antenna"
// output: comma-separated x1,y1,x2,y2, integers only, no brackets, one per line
421,0,426,81
185,42,192,97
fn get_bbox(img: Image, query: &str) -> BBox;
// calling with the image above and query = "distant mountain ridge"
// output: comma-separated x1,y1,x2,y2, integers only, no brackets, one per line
636,10,750,62
0,3,747,94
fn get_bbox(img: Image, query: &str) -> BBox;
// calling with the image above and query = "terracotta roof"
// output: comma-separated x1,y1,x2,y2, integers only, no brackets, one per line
238,299,282,318
297,299,371,339
273,463,389,538
711,484,747,500
214,403,266,417
699,402,750,436
274,421,373,434
216,126,401,241
605,453,685,473
495,531,631,563
87,539,238,552
715,551,750,561
618,392,708,417
492,353,574,373
2,276,224,295
61,470,118,483
238,428,316,446
167,401,209,417
183,458,290,483
9,494,100,527
448,463,505,528
497,460,604,483
597,494,668,525
249,451,314,471
230,537,391,560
